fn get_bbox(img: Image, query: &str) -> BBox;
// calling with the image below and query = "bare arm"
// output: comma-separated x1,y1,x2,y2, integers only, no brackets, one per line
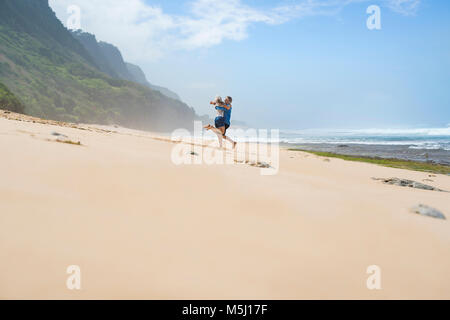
210,101,230,110
217,102,231,110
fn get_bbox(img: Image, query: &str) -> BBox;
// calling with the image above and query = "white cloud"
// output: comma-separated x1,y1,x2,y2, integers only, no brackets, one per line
49,0,421,62
385,0,421,15
177,0,285,49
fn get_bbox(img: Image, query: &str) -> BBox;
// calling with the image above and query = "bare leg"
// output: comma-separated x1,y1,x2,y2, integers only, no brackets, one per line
224,135,237,149
209,126,223,135
216,127,226,148
216,132,223,148
206,125,226,148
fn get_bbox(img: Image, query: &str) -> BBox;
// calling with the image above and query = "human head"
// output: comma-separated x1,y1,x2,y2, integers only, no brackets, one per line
225,96,232,104
214,96,223,104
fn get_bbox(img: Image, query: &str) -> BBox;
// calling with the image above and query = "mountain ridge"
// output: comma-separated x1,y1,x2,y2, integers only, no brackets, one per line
71,30,181,101
0,0,196,131
125,62,180,101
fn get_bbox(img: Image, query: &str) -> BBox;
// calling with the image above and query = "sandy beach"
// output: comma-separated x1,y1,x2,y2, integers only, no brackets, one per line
1,110,449,300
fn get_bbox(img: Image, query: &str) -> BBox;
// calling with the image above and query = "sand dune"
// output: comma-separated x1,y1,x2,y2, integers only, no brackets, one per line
1,110,449,299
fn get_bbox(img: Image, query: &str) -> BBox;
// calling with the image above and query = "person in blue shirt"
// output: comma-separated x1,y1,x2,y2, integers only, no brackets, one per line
204,96,236,148
221,96,236,148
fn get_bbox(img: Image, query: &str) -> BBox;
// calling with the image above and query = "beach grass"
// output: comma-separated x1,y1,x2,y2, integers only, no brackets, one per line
55,139,82,146
288,149,450,175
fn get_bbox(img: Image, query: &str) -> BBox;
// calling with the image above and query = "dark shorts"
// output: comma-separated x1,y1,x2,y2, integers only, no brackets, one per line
215,116,226,129
223,123,230,136
214,117,230,136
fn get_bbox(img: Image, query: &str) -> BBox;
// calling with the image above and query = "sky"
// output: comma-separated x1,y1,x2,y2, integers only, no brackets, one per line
49,0,450,129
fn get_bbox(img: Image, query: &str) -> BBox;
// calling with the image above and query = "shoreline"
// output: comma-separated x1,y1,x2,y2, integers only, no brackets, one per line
282,142,450,166
288,148,450,175
2,109,448,167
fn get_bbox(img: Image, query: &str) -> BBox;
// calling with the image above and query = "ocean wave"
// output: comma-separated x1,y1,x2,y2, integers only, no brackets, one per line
189,128,450,151
277,127,450,151
408,145,450,151
280,127,450,137
282,139,448,148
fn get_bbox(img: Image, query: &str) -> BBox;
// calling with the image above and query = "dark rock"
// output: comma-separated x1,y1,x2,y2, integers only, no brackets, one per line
258,162,271,168
190,152,198,156
372,177,447,192
337,144,349,148
51,132,67,138
411,204,446,220
250,162,271,168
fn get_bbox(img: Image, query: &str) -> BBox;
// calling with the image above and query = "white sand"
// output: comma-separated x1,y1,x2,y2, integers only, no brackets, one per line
1,111,449,299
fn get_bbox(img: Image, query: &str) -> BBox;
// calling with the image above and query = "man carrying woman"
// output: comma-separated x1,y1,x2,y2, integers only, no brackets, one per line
204,96,236,149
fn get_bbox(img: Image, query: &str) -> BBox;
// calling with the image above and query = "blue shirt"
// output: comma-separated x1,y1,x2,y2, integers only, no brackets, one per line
223,104,232,125
215,104,232,125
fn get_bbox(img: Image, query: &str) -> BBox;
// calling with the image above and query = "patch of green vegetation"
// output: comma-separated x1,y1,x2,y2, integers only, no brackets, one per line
0,81,25,113
56,139,82,146
288,149,450,175
0,1,197,131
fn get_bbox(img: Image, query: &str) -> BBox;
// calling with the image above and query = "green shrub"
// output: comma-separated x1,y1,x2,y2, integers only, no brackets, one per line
0,81,25,113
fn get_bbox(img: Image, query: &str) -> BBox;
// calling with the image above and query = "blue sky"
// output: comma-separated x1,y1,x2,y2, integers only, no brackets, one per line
50,0,450,129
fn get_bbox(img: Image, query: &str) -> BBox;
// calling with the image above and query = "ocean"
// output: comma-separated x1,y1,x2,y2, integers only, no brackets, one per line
279,127,450,165
192,126,450,165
